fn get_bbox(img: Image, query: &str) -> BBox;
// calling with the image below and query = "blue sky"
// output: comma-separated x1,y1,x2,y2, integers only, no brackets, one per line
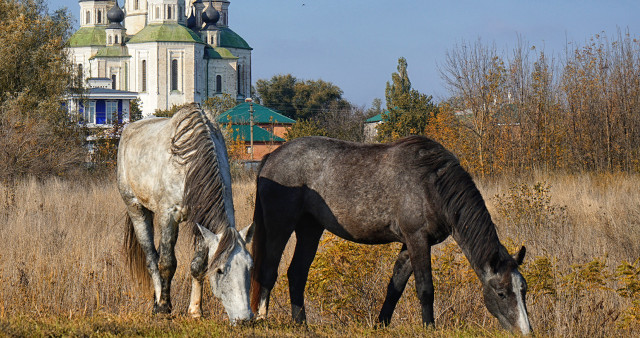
48,0,640,108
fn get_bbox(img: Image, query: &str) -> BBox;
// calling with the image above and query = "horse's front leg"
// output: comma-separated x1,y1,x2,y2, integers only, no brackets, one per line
156,212,179,314
287,218,324,323
188,241,208,318
378,244,413,326
406,235,435,327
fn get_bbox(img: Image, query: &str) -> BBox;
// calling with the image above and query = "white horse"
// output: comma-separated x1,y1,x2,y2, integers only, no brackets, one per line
117,103,254,322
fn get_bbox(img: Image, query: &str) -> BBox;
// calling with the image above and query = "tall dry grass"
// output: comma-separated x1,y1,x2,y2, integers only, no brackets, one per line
0,173,638,336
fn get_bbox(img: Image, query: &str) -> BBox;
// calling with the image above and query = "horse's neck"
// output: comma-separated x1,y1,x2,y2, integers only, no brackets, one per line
450,215,502,277
200,108,218,126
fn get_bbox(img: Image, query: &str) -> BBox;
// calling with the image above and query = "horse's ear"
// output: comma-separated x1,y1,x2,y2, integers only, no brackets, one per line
514,246,526,266
196,223,220,249
239,222,255,244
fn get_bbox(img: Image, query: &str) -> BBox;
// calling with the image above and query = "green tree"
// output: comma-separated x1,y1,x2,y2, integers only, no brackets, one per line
255,74,350,120
377,57,437,142
255,74,297,117
203,93,238,117
129,98,143,122
366,98,383,118
293,79,350,120
284,119,327,141
0,0,84,179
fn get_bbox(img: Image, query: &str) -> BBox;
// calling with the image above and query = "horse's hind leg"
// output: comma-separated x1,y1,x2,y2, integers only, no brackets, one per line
377,244,412,326
405,235,435,327
287,215,324,323
155,211,180,314
126,205,163,313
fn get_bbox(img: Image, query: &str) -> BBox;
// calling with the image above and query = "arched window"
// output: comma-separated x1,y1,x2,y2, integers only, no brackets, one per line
97,10,102,24
111,74,117,90
114,35,119,44
86,11,90,24
216,75,222,93
141,60,147,92
78,63,83,78
108,35,112,45
134,0,139,10
171,59,179,91
167,6,172,19
155,7,159,19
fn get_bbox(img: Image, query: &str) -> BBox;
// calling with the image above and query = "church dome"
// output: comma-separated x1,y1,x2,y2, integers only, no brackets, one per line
202,4,220,26
107,3,125,24
186,9,197,29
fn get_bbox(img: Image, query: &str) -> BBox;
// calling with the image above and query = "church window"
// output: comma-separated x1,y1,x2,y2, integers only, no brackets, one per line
155,7,159,19
171,59,179,91
167,6,172,19
97,10,102,24
111,74,116,90
134,0,139,11
216,75,222,93
86,11,90,24
78,63,83,77
106,101,118,124
141,60,147,92
108,35,112,45
114,35,119,44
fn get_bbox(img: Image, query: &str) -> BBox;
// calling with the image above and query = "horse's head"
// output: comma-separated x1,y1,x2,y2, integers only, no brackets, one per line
480,246,532,335
196,223,255,324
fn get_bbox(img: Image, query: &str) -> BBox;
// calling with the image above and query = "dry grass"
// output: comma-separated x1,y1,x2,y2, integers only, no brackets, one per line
0,172,638,336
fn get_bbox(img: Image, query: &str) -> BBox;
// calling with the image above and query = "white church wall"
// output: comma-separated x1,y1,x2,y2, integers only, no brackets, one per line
205,59,237,98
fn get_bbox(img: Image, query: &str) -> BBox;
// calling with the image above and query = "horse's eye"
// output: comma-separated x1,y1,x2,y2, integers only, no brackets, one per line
496,290,507,299
216,268,224,275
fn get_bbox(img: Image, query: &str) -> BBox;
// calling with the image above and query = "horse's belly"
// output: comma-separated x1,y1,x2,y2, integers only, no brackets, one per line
322,214,401,244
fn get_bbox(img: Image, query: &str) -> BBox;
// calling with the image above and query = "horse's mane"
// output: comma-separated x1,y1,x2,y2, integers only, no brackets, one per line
171,105,239,271
395,136,502,269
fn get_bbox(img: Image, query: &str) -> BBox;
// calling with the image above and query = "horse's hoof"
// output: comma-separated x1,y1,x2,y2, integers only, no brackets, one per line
152,302,172,316
188,311,203,319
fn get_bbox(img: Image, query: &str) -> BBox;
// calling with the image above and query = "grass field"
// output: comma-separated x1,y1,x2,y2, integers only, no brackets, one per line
0,172,638,336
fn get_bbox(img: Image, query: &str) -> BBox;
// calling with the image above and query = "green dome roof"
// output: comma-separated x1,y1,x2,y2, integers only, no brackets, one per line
205,46,238,59
67,27,106,47
220,27,252,50
90,46,130,59
128,23,205,44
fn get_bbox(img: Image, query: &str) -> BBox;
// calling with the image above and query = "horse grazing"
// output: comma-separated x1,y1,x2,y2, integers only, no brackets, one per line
250,136,532,334
117,104,254,322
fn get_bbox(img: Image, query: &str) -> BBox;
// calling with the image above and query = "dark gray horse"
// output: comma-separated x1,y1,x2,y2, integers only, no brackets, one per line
250,135,531,334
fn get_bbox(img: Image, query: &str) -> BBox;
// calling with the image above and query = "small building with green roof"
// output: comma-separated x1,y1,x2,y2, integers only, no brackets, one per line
218,102,295,160
364,111,389,142
66,0,252,118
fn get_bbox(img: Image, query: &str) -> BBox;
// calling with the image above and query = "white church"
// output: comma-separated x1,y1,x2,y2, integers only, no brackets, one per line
66,0,252,120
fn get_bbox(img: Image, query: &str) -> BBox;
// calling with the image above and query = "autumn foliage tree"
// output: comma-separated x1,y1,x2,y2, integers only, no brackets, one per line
434,32,640,176
0,0,84,179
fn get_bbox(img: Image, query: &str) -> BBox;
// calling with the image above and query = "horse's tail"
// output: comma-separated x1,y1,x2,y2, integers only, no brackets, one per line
123,212,151,291
250,183,266,313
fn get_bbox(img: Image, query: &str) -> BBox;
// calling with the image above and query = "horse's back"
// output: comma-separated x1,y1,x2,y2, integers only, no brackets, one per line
117,116,181,212
258,136,452,243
